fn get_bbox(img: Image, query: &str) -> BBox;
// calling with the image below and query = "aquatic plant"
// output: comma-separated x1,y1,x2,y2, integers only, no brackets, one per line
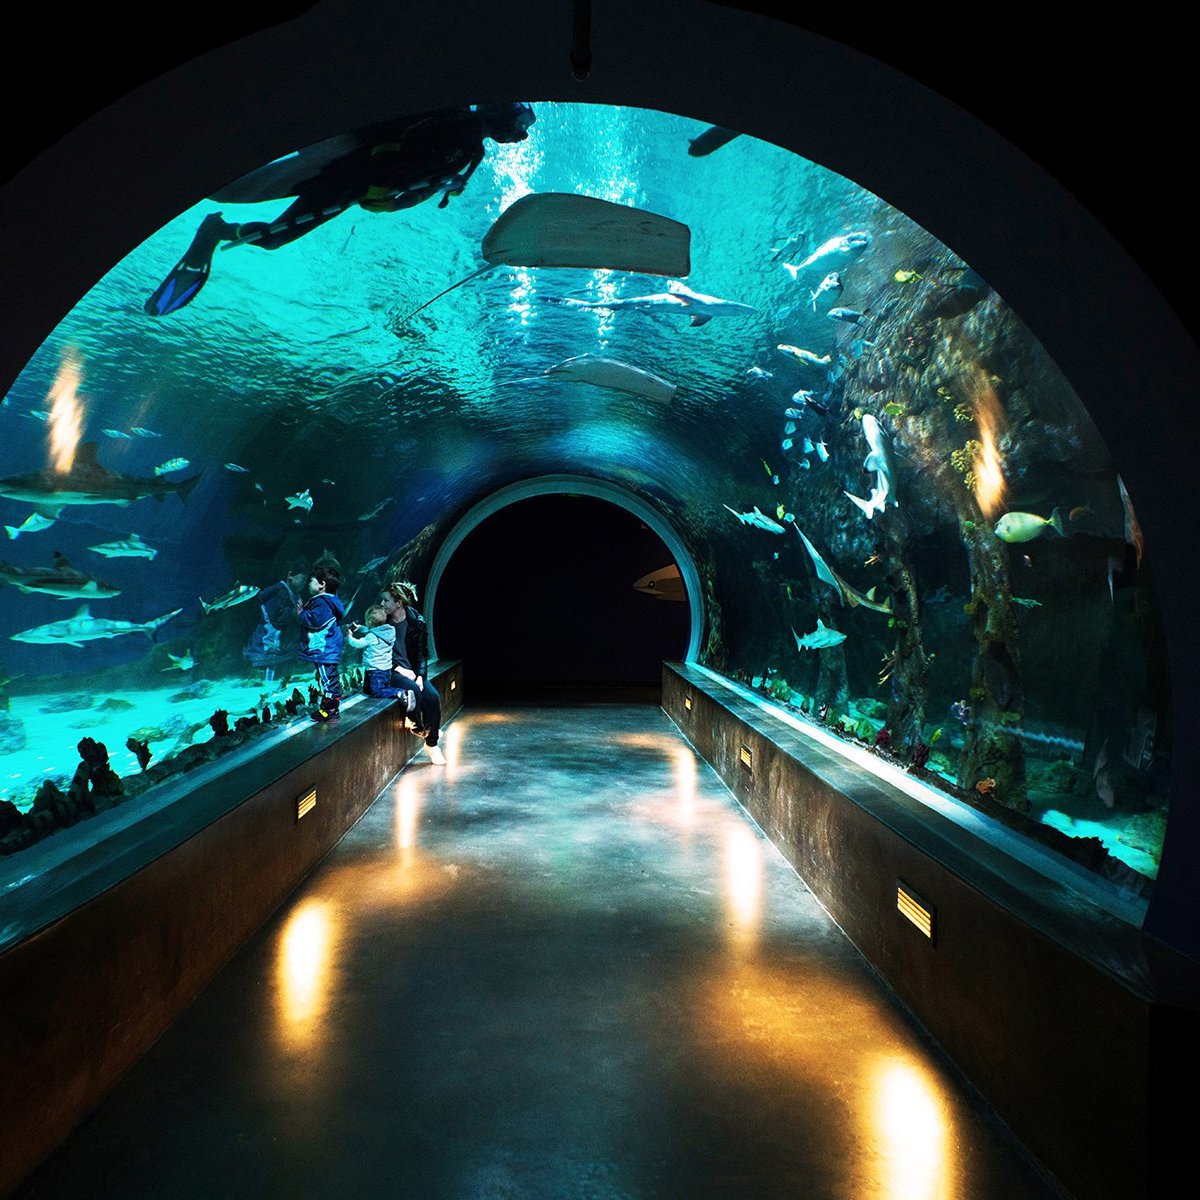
950,440,982,490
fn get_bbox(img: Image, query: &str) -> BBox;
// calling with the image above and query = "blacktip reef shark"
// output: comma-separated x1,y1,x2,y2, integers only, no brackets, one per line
10,604,182,647
0,442,201,517
88,533,158,560
792,522,893,613
793,618,848,651
0,552,121,600
545,279,756,327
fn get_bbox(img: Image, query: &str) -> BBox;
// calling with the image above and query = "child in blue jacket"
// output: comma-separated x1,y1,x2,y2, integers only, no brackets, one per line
298,565,346,721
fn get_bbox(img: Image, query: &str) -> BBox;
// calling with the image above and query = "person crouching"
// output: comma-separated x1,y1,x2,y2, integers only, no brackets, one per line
299,565,346,721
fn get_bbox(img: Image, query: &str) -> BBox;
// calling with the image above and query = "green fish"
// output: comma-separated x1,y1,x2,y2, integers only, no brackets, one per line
993,509,1066,543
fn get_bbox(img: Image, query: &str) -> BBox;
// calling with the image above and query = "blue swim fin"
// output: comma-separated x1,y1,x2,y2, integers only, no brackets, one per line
144,213,232,316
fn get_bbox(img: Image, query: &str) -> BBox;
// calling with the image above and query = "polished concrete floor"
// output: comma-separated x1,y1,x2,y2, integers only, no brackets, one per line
17,706,1062,1199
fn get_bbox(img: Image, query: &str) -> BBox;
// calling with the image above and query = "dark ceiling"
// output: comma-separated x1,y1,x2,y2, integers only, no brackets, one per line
5,3,1189,334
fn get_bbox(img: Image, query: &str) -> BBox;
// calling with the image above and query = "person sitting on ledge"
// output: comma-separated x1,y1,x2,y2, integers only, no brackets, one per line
347,604,417,713
381,579,444,765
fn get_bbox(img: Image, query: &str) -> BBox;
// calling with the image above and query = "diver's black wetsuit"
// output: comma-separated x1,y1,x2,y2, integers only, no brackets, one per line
145,103,534,316
234,108,495,251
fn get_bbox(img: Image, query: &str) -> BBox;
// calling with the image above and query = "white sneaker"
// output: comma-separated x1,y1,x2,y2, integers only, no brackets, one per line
426,744,446,766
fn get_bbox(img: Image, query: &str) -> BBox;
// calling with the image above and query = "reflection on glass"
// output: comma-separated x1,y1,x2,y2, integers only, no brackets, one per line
275,898,335,1052
869,1056,953,1200
723,823,763,948
0,100,1169,894
48,350,83,473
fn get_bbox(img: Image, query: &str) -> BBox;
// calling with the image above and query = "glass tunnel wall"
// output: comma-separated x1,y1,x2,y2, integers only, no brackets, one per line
0,102,1169,900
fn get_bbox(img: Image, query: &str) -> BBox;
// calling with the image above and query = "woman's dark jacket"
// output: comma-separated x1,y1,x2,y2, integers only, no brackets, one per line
392,605,429,678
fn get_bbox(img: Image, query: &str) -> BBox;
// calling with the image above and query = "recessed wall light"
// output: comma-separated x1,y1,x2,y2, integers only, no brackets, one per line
296,787,317,823
897,880,935,942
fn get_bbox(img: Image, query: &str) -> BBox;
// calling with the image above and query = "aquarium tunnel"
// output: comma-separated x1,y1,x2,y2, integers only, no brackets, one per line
1,2,1199,1198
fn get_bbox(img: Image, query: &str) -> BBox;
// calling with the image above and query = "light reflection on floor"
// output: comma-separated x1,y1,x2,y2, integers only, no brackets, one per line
17,704,1059,1200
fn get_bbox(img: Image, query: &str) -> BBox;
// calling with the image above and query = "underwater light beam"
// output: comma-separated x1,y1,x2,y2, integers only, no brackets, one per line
970,367,1007,519
47,350,84,474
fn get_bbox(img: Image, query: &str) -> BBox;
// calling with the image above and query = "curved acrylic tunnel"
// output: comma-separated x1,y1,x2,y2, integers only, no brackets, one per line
0,5,1197,951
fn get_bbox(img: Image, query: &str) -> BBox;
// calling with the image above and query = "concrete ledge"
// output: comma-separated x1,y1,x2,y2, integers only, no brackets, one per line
0,660,462,1197
663,662,1199,1200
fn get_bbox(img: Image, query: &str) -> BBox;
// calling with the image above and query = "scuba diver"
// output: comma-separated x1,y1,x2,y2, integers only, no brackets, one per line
145,102,536,316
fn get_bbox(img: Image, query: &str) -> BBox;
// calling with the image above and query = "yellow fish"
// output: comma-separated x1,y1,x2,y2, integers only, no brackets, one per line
993,509,1066,543
894,269,923,283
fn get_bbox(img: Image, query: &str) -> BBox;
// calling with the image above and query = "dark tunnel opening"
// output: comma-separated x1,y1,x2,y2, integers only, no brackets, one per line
432,494,690,699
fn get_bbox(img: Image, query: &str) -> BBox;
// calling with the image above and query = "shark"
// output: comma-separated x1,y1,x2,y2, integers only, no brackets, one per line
793,619,848,651
0,552,121,600
845,472,890,520
724,504,785,533
10,604,182,647
4,513,56,540
542,355,677,404
782,231,871,277
357,497,393,522
89,534,158,559
0,442,201,517
545,279,756,327
845,414,899,519
163,649,196,671
200,583,260,614
792,522,893,613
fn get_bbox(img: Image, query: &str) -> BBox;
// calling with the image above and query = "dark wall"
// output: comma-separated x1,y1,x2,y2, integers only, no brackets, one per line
433,495,690,687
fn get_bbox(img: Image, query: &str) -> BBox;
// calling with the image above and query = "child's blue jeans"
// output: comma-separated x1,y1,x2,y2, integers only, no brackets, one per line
365,668,405,699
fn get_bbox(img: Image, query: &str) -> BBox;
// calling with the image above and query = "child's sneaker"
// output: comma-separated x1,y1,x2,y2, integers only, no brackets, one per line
425,743,446,765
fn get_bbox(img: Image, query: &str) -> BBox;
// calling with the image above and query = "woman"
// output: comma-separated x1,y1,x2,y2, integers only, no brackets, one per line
381,579,445,765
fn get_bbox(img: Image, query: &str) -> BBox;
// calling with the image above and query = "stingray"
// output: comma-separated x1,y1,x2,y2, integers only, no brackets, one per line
395,192,691,324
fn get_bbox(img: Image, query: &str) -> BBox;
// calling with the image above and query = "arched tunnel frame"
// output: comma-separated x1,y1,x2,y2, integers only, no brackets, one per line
424,475,705,664
0,0,1198,952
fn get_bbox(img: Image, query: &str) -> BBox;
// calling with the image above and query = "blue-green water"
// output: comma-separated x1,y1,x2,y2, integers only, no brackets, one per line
0,102,1168,891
